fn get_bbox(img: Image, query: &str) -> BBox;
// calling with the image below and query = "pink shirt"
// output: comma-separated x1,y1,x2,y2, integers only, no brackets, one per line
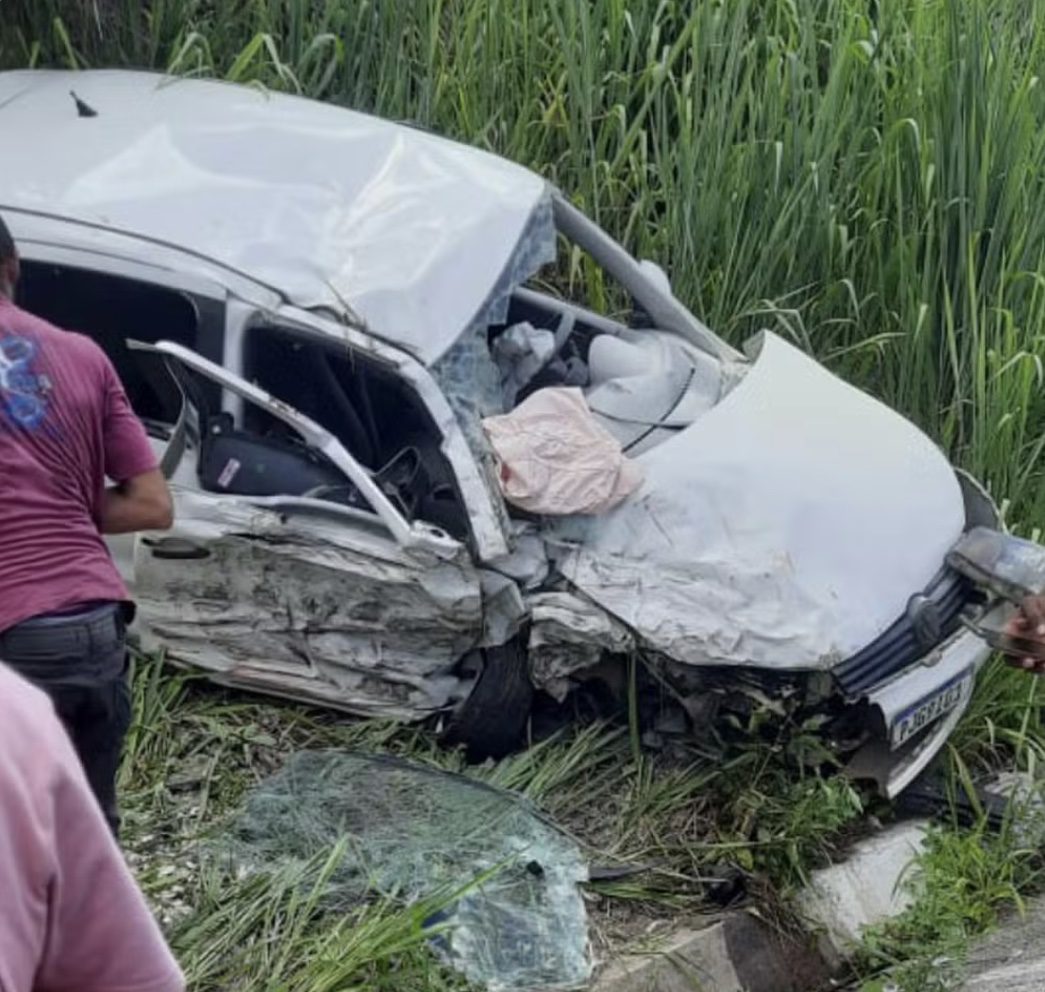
0,297,157,632
0,662,184,992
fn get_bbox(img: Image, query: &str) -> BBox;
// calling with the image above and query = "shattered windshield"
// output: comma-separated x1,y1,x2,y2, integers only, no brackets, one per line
220,750,592,991
431,194,557,527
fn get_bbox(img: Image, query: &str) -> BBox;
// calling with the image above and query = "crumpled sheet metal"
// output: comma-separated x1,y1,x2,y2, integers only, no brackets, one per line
0,69,549,367
432,193,557,538
551,332,966,671
223,751,593,991
489,523,551,590
133,492,482,720
527,591,635,701
479,570,528,648
483,388,644,516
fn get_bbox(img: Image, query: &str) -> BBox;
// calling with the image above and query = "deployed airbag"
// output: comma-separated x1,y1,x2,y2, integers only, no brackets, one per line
482,388,643,515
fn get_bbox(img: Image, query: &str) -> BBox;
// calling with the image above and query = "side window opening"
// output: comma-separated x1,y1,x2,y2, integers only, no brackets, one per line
240,326,471,542
16,260,222,431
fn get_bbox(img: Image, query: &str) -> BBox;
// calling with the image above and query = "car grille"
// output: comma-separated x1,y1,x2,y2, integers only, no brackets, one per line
833,567,981,699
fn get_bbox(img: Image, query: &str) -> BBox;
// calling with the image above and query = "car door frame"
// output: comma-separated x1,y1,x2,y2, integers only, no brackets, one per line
131,338,466,558
126,339,491,719
550,193,743,363
221,299,513,562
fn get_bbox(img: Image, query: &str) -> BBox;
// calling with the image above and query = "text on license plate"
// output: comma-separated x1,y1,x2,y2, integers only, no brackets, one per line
890,670,974,749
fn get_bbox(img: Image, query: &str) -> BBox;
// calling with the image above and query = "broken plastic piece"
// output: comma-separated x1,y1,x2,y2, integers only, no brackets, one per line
492,321,557,407
947,526,1045,602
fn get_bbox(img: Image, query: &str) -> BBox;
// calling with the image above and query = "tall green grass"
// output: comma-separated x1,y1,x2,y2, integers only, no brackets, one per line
3,0,1042,526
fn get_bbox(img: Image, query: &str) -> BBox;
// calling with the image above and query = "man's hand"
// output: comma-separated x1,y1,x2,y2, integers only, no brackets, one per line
1003,594,1045,674
98,468,173,535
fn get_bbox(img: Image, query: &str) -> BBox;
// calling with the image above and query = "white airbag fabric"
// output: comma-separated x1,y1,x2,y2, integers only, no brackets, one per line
482,388,643,515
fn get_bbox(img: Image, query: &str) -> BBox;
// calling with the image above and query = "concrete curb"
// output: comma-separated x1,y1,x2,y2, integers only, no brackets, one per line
796,819,930,956
960,896,1045,991
594,911,832,992
594,820,933,992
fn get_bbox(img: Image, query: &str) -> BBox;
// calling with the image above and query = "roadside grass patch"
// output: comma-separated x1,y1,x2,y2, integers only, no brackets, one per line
855,817,1045,992
120,652,871,986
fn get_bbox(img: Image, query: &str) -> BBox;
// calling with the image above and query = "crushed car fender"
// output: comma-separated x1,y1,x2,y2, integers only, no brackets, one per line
526,590,635,702
133,491,483,721
549,333,966,671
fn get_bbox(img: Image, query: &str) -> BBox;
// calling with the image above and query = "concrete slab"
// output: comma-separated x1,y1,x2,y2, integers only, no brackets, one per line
594,922,741,992
981,771,1045,846
593,912,832,992
796,820,930,954
961,899,1045,991
593,822,937,991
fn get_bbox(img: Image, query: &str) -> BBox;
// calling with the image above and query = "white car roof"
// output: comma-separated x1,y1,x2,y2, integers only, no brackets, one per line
0,69,549,364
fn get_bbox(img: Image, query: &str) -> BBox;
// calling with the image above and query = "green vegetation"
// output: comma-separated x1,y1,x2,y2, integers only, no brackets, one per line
4,1,1045,988
858,811,1045,992
117,656,868,989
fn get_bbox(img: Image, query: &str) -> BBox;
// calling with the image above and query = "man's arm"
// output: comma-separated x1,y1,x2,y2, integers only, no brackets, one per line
99,468,174,535
96,345,174,535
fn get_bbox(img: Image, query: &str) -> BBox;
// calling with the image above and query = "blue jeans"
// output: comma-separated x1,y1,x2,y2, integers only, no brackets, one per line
0,602,131,836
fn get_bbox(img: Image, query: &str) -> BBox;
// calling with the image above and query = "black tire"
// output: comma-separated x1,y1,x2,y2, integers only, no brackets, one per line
442,638,534,761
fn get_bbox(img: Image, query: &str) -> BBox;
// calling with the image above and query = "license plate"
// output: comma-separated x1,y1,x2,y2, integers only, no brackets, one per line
890,670,974,749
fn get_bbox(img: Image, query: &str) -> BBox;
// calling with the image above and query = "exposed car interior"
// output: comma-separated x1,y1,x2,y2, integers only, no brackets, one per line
241,327,470,540
490,286,726,456
165,337,472,542
18,259,472,544
17,255,721,541
18,260,222,430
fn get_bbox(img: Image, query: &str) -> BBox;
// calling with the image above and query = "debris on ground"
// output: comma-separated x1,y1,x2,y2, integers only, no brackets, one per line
219,750,593,991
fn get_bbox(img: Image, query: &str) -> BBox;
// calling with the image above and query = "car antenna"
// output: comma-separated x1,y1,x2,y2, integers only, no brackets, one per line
69,90,98,118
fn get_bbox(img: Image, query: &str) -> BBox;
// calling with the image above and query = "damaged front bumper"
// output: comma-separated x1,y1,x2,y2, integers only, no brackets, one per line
846,621,993,798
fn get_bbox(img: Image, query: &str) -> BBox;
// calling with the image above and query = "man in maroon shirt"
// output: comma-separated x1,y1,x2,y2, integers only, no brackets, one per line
0,214,173,834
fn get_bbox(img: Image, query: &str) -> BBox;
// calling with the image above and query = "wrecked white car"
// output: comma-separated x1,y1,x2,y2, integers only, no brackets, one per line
0,69,1026,797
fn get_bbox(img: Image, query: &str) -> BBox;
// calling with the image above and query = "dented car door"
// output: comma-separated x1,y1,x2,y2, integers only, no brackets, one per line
128,341,484,721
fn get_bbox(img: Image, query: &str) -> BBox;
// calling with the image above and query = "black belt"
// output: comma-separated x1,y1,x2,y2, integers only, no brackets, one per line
0,602,127,684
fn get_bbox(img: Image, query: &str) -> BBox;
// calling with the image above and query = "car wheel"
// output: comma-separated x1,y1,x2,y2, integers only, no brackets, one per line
442,638,534,761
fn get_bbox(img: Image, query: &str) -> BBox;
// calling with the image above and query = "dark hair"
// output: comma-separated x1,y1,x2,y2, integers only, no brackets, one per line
0,214,14,262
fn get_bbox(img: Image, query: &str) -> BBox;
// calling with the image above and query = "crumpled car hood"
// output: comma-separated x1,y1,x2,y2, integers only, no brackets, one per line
553,332,966,670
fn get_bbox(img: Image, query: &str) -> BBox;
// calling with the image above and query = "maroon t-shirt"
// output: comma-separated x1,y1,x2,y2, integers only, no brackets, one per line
0,297,157,633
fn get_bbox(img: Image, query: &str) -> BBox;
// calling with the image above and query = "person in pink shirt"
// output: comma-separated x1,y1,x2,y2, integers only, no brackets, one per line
0,661,185,992
0,214,173,835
